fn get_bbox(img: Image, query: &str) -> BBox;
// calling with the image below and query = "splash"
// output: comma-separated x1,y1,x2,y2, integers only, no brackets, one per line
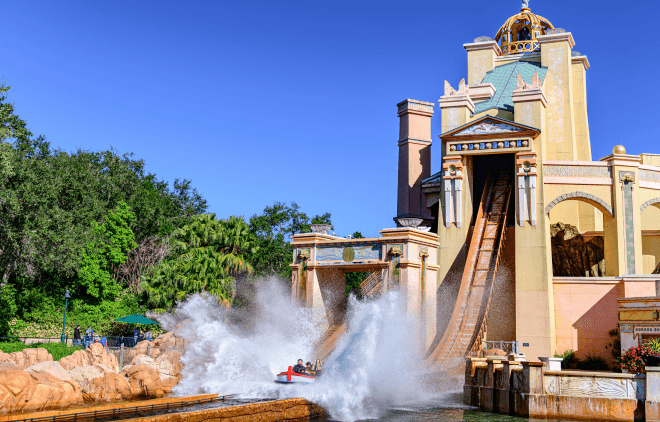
162,279,446,421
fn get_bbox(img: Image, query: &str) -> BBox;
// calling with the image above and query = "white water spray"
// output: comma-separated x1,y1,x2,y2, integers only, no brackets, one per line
161,279,447,421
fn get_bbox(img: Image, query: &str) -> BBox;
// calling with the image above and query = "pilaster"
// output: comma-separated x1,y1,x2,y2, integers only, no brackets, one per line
464,40,501,85
538,32,578,161
439,79,474,133
396,99,434,222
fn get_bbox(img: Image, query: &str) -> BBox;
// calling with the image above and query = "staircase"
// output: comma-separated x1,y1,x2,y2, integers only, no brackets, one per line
313,271,383,361
427,169,513,372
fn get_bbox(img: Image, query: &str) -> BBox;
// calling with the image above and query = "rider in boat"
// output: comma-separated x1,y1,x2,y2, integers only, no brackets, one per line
292,359,306,374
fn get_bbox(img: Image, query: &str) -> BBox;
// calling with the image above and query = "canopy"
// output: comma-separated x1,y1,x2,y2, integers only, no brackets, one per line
114,314,159,325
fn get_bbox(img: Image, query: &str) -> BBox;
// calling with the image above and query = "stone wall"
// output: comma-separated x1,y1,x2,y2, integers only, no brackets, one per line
123,398,324,422
465,357,658,421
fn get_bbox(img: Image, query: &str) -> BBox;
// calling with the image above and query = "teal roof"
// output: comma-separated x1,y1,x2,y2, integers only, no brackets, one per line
473,61,548,115
115,314,160,324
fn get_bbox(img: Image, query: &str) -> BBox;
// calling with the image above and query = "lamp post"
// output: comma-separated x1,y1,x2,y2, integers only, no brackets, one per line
61,289,71,343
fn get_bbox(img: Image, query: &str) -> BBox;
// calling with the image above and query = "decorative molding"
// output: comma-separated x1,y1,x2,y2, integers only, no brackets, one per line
545,191,614,217
388,245,403,256
543,165,612,178
620,171,635,183
397,99,434,117
419,247,429,258
641,198,660,212
454,121,524,136
517,152,537,226
640,169,660,183
448,139,530,154
297,249,310,259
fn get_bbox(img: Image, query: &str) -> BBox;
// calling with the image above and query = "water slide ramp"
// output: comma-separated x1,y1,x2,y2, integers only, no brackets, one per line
312,271,383,362
427,169,512,371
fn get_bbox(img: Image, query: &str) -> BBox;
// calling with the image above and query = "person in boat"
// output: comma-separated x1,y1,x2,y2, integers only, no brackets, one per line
292,359,306,374
305,362,314,375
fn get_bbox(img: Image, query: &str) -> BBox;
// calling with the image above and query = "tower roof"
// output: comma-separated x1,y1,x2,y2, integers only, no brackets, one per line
473,61,547,114
495,2,554,55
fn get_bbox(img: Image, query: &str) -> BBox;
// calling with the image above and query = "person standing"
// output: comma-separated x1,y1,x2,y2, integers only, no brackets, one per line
73,325,82,346
84,326,94,349
133,327,140,346
145,329,153,342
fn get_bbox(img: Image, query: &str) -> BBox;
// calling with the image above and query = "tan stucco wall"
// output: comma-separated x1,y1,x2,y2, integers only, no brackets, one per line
571,61,591,161
553,279,621,364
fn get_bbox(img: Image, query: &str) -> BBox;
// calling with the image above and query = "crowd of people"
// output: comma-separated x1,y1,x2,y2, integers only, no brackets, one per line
71,325,153,349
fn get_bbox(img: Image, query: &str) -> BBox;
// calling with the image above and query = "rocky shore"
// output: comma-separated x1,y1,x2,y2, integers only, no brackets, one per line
0,332,186,414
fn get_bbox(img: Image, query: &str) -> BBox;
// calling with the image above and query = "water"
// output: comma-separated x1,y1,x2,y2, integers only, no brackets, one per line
156,282,577,422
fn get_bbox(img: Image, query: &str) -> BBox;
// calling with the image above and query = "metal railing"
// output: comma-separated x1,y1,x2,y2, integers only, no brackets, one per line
15,394,236,422
484,340,520,355
0,335,155,348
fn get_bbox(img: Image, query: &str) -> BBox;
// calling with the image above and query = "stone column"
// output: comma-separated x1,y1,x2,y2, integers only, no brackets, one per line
519,362,546,418
396,99,434,224
647,366,660,422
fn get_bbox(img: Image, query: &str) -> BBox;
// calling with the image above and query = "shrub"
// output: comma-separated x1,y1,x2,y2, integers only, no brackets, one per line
555,349,580,369
0,341,82,361
618,345,660,374
580,352,610,371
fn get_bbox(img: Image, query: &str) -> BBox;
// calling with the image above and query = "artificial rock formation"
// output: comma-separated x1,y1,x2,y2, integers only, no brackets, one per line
0,348,53,370
551,223,605,277
59,343,119,372
120,364,164,399
69,365,132,402
0,369,83,414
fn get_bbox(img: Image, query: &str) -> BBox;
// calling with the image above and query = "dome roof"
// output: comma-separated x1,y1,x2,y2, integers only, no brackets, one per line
495,6,554,55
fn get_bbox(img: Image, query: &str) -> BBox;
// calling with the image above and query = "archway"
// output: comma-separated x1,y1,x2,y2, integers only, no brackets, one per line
641,198,660,274
546,192,615,277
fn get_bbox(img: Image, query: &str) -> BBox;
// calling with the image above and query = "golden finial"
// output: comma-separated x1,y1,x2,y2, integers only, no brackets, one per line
613,145,627,155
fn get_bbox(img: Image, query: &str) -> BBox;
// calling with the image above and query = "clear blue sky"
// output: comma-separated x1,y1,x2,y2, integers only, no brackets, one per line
3,0,658,237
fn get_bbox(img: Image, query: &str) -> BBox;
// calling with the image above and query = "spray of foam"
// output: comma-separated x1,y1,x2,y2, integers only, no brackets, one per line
160,279,448,421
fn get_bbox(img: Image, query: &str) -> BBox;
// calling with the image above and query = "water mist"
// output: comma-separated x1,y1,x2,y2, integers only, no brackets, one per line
159,279,447,421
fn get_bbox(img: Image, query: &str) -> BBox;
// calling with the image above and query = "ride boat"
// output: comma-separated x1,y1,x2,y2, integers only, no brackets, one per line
275,366,317,384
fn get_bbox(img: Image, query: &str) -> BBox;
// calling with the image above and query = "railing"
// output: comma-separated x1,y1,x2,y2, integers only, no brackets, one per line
0,336,154,349
360,271,382,296
483,340,520,355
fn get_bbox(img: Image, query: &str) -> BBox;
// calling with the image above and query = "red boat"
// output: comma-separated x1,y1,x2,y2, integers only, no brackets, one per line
275,366,317,384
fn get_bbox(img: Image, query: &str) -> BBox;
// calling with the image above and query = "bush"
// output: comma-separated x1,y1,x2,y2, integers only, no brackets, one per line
0,341,82,361
645,338,660,353
618,345,660,374
580,352,610,371
555,349,580,369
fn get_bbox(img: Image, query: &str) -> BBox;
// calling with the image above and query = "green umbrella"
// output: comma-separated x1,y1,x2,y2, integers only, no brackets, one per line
114,314,159,324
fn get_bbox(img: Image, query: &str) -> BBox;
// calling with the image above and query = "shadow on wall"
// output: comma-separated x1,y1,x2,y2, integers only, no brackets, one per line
570,283,621,366
428,243,468,354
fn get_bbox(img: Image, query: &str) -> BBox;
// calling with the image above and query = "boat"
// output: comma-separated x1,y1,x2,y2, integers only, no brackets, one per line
275,366,317,384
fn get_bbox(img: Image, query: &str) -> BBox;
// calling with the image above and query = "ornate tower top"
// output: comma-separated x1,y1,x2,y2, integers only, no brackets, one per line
495,1,554,55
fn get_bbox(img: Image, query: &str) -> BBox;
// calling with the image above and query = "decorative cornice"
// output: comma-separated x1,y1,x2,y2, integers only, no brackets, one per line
571,56,590,71
537,32,575,48
397,99,434,117
463,40,501,55
468,83,496,102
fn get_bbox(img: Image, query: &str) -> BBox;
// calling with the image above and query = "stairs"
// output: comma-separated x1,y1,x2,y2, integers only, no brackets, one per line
426,169,513,373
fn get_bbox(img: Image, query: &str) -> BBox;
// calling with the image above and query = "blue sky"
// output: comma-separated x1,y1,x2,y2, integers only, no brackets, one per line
2,0,658,237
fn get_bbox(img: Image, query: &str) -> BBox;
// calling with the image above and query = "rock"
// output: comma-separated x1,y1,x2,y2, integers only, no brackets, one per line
130,354,159,371
69,365,131,402
120,364,163,398
156,351,182,393
0,348,53,370
0,362,17,371
0,369,83,414
127,340,154,360
26,361,72,382
551,222,605,277
60,343,118,372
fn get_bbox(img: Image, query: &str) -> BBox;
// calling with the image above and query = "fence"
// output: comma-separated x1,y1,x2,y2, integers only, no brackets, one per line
1,335,153,347
483,340,519,355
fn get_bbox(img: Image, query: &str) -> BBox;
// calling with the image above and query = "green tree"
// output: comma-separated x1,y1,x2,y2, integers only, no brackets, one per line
248,202,331,280
345,231,371,296
141,214,257,310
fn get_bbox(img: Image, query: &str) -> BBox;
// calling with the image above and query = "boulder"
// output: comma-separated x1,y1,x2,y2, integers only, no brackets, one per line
156,351,182,393
127,340,154,360
0,362,17,371
0,348,53,370
0,369,83,414
69,365,131,402
60,343,118,372
26,361,72,382
120,364,163,399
